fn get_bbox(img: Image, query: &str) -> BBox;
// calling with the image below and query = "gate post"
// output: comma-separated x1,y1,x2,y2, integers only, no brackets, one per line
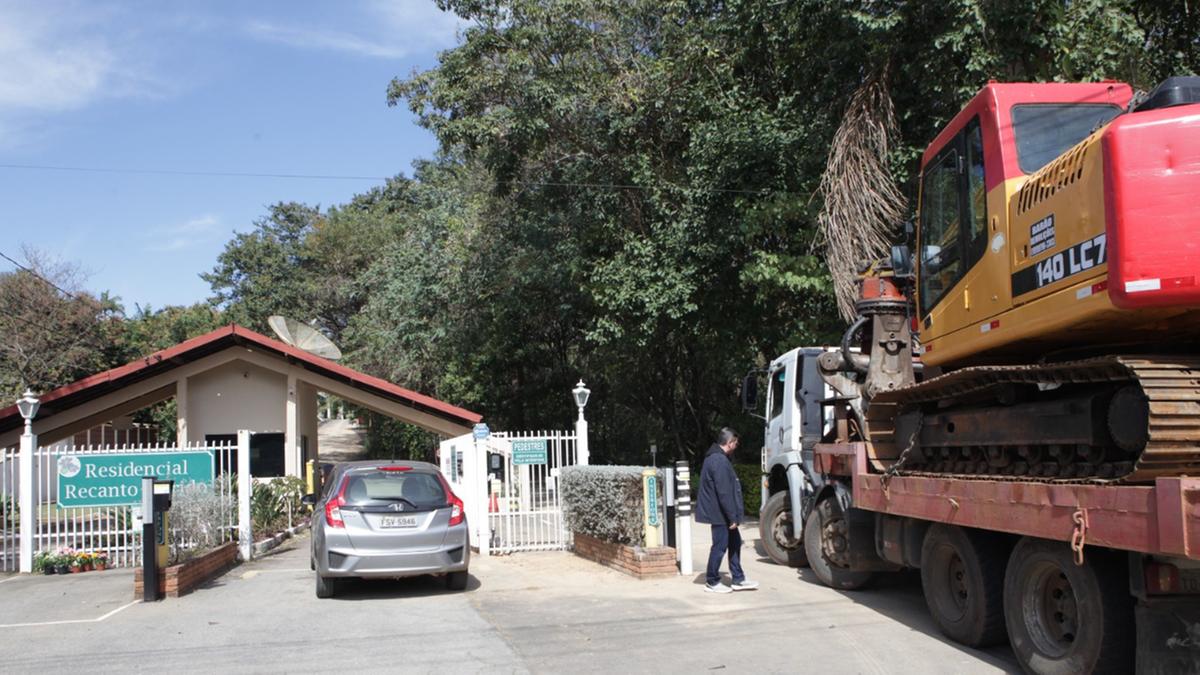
237,430,252,561
18,428,35,574
470,436,490,557
16,390,39,574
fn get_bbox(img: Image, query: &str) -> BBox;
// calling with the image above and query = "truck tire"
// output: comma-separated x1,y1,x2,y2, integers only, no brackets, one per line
760,491,809,567
920,524,1008,647
1003,538,1134,675
804,499,872,590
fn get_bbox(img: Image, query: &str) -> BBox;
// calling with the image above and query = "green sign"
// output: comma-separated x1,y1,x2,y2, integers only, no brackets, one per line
57,451,215,507
511,439,548,465
646,475,660,526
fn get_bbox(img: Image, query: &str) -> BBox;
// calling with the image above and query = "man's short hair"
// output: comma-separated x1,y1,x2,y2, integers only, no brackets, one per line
717,427,739,447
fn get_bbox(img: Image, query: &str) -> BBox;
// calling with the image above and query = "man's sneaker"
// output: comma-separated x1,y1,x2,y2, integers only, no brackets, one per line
704,583,732,594
731,579,760,591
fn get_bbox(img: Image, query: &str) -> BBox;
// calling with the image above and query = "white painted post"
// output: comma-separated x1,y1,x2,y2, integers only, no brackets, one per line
237,429,252,561
18,427,35,573
285,374,298,478
471,436,491,557
675,460,693,575
575,417,589,466
175,375,189,445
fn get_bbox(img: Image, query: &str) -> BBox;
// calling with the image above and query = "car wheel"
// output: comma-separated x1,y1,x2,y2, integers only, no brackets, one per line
315,573,337,599
446,570,469,591
760,491,808,567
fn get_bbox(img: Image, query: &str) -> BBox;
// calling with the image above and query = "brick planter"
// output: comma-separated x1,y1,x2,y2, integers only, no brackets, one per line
573,532,676,579
134,542,238,599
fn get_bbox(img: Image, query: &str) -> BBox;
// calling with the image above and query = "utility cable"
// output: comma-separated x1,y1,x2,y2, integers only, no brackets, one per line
0,250,93,304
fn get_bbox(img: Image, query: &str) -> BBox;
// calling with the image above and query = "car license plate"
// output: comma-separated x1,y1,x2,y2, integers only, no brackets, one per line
380,515,419,529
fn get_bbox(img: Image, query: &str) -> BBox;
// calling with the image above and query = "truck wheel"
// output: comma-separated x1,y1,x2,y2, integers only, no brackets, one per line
804,499,872,590
760,491,809,567
1003,538,1133,675
920,524,1008,647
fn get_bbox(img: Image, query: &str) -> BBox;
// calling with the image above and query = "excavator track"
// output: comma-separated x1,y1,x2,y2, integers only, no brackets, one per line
865,355,1200,484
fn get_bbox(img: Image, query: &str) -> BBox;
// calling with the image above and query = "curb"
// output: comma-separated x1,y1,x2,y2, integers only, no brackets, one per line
252,520,311,557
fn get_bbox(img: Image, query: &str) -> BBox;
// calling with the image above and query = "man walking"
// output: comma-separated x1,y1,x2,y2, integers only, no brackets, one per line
695,427,759,593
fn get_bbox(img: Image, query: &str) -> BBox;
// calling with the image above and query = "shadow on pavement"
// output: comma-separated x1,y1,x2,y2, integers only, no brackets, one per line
794,566,1019,672
328,573,482,601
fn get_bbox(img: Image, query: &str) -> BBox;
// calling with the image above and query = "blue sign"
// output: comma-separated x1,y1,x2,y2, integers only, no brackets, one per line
472,423,491,440
647,475,660,526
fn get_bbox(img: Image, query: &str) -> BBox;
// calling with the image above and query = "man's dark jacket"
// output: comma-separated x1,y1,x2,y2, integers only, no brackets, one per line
695,443,744,526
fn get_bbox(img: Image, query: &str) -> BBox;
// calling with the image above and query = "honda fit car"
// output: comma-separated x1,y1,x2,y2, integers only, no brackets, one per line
305,460,470,598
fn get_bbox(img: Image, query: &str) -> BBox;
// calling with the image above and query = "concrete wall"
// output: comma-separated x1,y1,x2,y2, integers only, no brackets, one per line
185,360,286,444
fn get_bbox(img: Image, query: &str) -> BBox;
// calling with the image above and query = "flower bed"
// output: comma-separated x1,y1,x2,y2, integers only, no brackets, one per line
573,532,676,579
134,541,237,598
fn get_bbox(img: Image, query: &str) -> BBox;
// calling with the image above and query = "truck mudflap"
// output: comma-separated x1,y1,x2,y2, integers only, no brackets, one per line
1136,599,1200,674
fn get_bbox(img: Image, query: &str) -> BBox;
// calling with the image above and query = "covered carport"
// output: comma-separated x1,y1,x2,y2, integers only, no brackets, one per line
0,324,482,476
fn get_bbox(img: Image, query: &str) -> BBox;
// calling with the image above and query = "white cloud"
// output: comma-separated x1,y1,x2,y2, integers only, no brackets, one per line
146,215,221,252
0,2,176,148
243,1,466,60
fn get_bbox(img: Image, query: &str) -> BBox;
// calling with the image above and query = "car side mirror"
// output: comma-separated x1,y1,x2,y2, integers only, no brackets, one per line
301,493,317,506
741,372,758,412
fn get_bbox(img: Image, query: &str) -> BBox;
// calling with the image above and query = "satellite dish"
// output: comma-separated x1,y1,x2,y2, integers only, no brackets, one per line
267,315,343,360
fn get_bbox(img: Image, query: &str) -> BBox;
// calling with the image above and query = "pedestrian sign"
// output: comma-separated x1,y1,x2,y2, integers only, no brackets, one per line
511,439,548,465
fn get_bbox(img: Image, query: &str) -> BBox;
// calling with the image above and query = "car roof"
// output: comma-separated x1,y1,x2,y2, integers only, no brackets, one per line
328,459,440,478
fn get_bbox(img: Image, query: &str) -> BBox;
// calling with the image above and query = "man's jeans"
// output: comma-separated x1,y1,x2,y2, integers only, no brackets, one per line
707,524,745,586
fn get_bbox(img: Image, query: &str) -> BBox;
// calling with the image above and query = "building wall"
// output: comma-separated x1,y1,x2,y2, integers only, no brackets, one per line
185,360,286,444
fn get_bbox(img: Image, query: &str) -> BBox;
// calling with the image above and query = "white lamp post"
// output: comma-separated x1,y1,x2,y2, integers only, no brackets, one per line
17,389,39,573
572,380,590,466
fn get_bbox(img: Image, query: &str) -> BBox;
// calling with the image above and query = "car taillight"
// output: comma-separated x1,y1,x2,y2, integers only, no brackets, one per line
325,480,348,528
379,466,412,471
437,473,465,526
448,491,464,526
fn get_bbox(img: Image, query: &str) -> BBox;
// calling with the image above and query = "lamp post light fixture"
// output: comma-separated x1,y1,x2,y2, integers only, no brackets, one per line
17,388,39,433
572,380,591,419
572,380,591,466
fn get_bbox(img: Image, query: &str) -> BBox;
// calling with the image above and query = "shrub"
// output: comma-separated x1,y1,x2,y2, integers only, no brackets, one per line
2,494,16,528
170,482,228,563
560,465,662,546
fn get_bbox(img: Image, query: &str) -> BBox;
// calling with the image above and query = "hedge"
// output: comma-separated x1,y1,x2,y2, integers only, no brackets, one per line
560,465,661,546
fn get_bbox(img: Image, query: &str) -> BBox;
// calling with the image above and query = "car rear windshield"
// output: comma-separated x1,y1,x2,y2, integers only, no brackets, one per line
341,470,447,508
1011,104,1121,173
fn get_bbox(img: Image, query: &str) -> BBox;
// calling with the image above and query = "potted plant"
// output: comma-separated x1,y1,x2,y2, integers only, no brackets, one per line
53,551,70,575
94,552,109,571
33,550,52,575
80,552,94,572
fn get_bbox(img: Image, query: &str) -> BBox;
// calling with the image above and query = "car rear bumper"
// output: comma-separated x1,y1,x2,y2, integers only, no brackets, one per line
318,539,470,578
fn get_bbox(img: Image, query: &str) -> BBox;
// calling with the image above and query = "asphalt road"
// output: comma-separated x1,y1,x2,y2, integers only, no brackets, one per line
0,522,1020,673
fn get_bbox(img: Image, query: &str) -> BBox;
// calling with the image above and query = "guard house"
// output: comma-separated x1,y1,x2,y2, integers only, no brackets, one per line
0,325,482,477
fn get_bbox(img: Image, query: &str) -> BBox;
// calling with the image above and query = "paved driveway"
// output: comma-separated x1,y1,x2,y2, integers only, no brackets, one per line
0,523,1019,673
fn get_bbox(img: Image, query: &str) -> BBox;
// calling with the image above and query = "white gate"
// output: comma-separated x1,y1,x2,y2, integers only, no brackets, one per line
439,429,581,555
1,441,237,572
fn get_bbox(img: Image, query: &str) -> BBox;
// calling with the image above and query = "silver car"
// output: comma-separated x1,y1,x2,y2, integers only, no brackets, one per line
305,460,470,598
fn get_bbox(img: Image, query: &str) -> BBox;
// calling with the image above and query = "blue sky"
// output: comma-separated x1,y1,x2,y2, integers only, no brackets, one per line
0,0,464,311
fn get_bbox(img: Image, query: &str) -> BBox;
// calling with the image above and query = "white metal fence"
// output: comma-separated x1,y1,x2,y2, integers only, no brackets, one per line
0,441,237,572
439,429,581,556
487,430,578,554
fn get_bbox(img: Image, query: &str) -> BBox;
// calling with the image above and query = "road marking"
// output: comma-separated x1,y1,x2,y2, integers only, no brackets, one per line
0,576,23,584
0,600,140,628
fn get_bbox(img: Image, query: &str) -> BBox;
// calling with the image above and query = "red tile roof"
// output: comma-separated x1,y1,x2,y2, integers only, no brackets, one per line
0,324,482,434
